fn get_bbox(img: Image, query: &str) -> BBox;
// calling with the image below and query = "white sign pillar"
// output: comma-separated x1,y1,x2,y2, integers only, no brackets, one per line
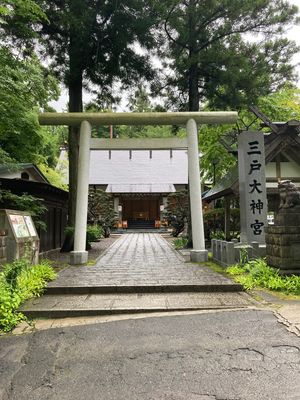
70,120,91,264
238,131,268,244
187,119,208,262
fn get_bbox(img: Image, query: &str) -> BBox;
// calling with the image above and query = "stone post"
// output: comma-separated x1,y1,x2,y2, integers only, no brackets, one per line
186,119,208,262
70,120,91,265
238,131,267,244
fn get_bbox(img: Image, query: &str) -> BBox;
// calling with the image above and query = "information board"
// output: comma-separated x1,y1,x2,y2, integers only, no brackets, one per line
9,214,30,238
24,215,37,236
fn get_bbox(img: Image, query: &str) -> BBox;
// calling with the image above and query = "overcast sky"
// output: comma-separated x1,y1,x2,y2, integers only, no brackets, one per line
49,1,300,112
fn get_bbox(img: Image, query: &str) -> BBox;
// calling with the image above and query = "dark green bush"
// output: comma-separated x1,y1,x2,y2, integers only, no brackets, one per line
86,225,103,245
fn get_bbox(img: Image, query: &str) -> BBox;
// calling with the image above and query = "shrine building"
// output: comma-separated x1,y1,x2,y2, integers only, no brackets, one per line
89,148,188,229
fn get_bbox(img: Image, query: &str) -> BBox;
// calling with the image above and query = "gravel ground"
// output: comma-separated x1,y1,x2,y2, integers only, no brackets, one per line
40,234,121,270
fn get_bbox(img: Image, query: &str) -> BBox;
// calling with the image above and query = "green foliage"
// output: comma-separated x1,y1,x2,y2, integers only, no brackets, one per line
204,208,240,240
0,259,56,332
210,231,225,240
87,86,184,139
165,190,190,237
86,225,103,245
3,259,26,290
226,264,245,276
158,0,299,111
0,0,46,42
36,1,160,103
172,237,188,250
0,189,47,231
226,258,300,295
65,224,103,250
199,124,237,182
0,46,59,167
257,85,300,122
38,164,68,191
239,248,249,266
88,189,118,237
199,85,300,181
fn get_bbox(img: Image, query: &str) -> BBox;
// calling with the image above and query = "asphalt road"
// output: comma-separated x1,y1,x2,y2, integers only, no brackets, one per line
1,309,300,400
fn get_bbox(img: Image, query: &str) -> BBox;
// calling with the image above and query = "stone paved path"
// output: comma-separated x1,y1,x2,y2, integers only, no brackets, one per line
47,233,240,289
20,234,252,318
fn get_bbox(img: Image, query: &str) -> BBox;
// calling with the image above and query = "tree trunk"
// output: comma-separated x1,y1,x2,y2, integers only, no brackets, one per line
61,37,83,251
188,60,199,111
187,0,199,112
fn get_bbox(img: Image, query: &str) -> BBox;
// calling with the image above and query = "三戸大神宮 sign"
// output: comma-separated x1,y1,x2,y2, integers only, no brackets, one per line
238,131,268,243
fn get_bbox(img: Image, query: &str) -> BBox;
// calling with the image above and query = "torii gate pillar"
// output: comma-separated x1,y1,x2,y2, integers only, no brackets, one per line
70,120,91,265
187,119,208,262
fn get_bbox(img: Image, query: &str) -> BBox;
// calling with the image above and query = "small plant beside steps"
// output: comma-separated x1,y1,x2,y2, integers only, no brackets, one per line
0,259,56,333
226,257,300,296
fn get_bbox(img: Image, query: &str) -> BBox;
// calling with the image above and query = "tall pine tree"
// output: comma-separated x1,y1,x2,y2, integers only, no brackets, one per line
157,0,299,111
33,1,161,240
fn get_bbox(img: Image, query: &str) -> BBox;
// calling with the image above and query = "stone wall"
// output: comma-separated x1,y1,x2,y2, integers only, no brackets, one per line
266,205,300,274
212,239,266,267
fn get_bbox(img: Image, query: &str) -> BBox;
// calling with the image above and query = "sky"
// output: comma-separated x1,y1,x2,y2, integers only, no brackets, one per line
49,0,300,112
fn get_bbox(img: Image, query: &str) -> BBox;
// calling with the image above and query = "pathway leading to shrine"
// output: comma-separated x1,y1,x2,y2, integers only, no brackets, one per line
20,234,255,318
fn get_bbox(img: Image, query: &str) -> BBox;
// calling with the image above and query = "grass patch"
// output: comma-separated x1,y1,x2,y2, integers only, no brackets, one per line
0,259,57,332
199,261,226,275
226,258,300,296
85,260,97,266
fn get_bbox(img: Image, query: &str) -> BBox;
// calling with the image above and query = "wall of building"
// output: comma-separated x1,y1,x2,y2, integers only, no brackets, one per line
89,149,188,185
0,178,68,252
281,161,300,178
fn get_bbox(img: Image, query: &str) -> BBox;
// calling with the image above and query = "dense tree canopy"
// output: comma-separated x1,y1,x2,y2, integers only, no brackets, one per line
23,0,164,227
0,47,59,164
1,0,300,224
156,0,299,111
0,1,66,186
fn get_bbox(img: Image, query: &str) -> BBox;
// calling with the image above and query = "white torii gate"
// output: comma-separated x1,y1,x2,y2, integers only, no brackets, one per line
39,111,238,264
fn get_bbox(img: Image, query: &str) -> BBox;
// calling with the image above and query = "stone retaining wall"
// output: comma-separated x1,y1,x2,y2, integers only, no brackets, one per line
266,225,300,274
212,239,266,267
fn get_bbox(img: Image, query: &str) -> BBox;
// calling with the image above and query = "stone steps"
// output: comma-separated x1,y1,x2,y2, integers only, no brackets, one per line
19,292,253,319
44,282,243,295
20,234,249,320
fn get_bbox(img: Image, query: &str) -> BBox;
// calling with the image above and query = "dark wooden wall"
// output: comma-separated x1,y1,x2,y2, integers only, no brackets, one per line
0,178,68,252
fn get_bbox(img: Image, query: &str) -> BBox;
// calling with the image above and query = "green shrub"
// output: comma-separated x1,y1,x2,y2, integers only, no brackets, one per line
0,259,57,332
210,230,225,240
226,257,300,296
0,277,23,331
227,264,245,276
65,224,103,249
172,237,188,250
86,225,103,245
239,248,249,266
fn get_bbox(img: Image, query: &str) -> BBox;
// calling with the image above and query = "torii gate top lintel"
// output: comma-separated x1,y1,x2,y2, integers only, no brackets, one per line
38,111,238,127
